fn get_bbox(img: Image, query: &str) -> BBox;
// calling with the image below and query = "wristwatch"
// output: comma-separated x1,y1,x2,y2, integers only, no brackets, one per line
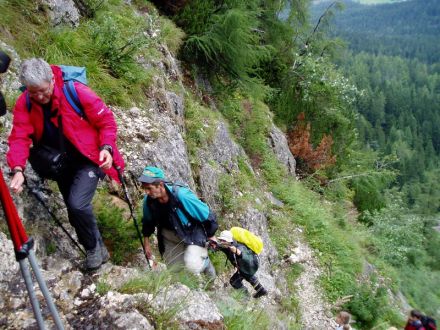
99,144,113,155
10,168,23,176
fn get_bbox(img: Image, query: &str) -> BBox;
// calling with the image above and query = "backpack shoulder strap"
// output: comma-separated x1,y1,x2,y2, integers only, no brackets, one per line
26,93,31,112
171,184,197,224
62,80,86,119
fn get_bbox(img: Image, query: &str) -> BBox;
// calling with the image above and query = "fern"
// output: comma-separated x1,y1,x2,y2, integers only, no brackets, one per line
181,5,270,93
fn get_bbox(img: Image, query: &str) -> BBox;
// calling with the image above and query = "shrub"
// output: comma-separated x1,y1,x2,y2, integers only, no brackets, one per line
177,1,271,94
89,14,150,80
345,283,389,329
94,192,139,264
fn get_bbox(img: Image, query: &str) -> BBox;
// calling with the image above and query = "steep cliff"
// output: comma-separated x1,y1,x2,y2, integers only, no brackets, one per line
0,1,341,329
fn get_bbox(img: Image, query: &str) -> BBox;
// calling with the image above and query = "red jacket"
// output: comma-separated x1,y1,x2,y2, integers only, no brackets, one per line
405,322,426,330
7,65,124,182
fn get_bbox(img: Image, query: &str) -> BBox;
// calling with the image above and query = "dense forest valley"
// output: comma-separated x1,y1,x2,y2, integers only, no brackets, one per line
312,0,440,319
0,0,439,328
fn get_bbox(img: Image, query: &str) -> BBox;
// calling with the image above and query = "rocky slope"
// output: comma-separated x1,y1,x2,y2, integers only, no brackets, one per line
0,1,338,329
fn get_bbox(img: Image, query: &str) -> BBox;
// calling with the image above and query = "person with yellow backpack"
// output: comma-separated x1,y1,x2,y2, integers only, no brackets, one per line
212,228,267,298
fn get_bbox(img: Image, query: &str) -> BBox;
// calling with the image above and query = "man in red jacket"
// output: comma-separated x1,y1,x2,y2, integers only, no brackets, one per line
7,58,124,270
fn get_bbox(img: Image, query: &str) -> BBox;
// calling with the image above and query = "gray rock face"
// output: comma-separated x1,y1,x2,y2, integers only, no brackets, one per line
96,264,141,290
150,283,224,330
0,40,21,94
0,232,19,285
113,311,154,329
198,122,251,211
114,97,195,190
207,123,245,171
52,270,84,310
268,124,296,176
97,291,154,329
43,0,80,27
0,40,21,135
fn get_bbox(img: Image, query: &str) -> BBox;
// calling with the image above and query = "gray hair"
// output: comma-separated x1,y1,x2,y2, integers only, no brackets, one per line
19,58,53,87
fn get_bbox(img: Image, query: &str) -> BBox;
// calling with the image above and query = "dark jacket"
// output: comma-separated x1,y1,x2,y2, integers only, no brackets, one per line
220,242,259,278
142,184,218,254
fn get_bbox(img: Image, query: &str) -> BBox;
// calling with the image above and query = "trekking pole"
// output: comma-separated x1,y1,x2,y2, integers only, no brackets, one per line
0,169,65,330
25,179,86,257
115,166,151,269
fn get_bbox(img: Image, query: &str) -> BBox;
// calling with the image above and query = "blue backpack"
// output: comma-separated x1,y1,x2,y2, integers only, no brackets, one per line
25,65,87,118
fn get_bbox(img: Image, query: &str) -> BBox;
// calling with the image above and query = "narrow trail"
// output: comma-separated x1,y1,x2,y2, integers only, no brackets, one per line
293,238,337,329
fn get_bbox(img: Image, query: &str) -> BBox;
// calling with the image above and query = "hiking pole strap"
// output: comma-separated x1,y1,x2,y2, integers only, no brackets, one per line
115,166,151,269
19,259,46,329
28,250,65,330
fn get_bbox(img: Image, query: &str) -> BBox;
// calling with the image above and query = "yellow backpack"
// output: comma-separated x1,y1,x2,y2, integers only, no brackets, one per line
230,227,264,255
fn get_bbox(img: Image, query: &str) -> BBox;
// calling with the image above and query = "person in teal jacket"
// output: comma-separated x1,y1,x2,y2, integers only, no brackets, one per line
139,166,217,276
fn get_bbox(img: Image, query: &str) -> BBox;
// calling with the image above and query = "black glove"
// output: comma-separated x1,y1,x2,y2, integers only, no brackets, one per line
0,92,6,117
0,50,11,73
0,50,11,117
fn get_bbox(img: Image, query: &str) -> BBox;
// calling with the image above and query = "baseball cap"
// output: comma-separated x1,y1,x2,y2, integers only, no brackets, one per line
138,166,167,184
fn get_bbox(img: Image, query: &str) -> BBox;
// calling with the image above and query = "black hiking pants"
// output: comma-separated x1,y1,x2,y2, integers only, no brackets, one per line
57,163,103,251
230,270,258,289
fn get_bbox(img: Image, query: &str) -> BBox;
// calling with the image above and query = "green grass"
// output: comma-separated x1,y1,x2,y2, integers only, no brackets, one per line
157,16,186,56
217,299,271,330
259,146,403,328
209,249,229,275
183,92,220,167
0,1,49,57
118,268,201,295
93,190,139,265
277,264,303,327
0,0,185,108
400,266,440,318
96,280,112,296
118,269,192,330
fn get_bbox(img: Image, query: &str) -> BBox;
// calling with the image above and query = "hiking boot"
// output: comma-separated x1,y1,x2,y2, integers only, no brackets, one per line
253,287,268,299
98,237,110,264
95,231,110,264
85,245,103,270
100,243,110,264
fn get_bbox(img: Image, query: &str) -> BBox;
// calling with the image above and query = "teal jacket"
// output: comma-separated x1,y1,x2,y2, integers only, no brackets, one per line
142,184,218,251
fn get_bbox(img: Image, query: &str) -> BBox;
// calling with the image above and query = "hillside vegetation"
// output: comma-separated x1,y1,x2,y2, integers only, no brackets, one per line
1,0,439,329
312,0,440,319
